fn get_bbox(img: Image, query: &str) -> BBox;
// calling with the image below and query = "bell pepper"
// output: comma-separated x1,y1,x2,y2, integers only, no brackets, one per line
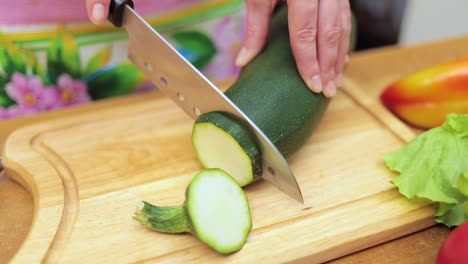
380,55,468,129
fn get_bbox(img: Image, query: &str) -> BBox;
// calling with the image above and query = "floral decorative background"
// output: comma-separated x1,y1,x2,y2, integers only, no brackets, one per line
0,0,245,120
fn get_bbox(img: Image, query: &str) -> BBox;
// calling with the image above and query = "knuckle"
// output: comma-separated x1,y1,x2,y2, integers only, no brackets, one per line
306,4,318,15
294,27,318,43
341,26,351,40
244,26,265,49
343,12,351,23
325,69,336,80
343,23,351,35
311,64,320,74
324,26,342,47
248,0,271,9
342,19,351,34
246,27,258,39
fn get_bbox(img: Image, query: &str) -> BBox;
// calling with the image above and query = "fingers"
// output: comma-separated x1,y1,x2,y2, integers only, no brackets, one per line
288,0,322,93
86,0,110,24
317,0,341,97
334,0,351,87
235,0,276,67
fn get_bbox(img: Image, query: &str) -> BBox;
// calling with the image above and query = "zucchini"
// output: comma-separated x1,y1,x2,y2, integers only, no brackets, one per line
192,4,329,186
133,168,252,254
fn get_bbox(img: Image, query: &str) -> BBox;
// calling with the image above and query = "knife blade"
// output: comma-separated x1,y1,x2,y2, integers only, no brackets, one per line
107,0,303,203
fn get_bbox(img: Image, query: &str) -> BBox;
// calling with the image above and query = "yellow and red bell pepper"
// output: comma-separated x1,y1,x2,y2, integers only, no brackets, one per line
380,55,468,129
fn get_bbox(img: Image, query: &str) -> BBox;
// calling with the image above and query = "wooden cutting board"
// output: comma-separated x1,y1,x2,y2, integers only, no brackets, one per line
2,73,437,262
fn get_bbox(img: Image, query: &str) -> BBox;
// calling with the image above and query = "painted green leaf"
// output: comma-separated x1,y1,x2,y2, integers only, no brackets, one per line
0,34,28,76
0,95,15,107
0,74,14,107
47,25,81,83
0,43,13,76
86,63,145,100
171,31,217,69
19,46,49,83
84,46,111,77
34,57,50,85
0,33,25,107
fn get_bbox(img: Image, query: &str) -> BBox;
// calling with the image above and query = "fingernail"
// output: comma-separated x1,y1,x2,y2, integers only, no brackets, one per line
235,48,250,67
307,75,322,93
324,81,336,97
92,3,106,23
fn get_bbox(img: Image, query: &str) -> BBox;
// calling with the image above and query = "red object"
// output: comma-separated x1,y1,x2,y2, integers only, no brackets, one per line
380,55,468,129
437,221,468,264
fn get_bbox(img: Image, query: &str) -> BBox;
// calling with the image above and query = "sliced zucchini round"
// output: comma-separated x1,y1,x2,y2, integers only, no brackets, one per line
192,112,262,186
133,168,252,254
186,168,252,254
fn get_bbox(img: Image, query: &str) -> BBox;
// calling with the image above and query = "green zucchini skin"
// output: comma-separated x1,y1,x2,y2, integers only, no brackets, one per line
225,4,329,157
193,4,329,182
194,112,262,179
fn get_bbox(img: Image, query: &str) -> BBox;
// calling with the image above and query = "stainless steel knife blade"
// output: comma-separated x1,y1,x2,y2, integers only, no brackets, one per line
109,2,303,203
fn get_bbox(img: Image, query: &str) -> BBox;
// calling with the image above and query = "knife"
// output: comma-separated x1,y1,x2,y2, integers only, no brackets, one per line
107,0,303,203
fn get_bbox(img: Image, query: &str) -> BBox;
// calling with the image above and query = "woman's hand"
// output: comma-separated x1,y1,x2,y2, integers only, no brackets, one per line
236,0,351,97
86,0,351,97
86,0,110,24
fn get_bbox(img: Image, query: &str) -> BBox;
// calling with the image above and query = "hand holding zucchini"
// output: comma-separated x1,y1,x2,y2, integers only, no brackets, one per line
192,4,330,187
134,168,252,254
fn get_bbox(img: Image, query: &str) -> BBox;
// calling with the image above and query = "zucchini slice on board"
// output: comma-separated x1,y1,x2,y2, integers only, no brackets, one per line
134,168,252,254
193,112,262,187
192,4,330,186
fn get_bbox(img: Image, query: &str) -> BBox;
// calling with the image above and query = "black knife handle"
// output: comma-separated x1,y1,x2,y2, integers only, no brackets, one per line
108,0,134,27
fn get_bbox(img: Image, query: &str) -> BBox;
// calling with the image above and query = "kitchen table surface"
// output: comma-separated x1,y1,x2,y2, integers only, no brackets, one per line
3,35,467,263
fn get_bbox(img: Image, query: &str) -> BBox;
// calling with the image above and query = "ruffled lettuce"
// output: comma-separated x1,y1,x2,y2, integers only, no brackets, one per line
383,113,468,227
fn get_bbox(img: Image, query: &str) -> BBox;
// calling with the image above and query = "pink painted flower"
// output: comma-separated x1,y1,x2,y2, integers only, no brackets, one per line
7,105,39,118
55,74,90,107
6,73,60,111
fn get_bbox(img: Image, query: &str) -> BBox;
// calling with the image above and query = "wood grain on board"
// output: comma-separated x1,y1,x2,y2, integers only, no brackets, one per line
3,35,468,263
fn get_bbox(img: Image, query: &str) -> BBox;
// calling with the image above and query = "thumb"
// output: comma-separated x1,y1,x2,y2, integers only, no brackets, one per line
235,0,275,67
86,0,111,24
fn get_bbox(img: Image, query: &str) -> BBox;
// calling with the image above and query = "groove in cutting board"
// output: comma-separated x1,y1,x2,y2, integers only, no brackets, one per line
341,77,416,143
31,136,80,263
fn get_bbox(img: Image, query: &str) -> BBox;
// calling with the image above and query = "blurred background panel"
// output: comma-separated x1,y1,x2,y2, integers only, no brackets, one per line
350,0,406,50
350,0,468,50
399,0,468,45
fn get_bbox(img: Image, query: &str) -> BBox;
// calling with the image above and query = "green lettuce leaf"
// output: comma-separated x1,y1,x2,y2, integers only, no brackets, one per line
383,113,468,227
434,201,468,227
